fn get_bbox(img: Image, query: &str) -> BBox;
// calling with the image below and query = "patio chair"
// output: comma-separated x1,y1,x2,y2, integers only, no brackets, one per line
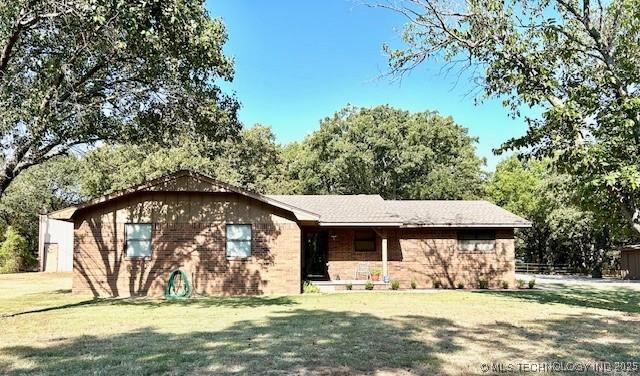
355,262,371,280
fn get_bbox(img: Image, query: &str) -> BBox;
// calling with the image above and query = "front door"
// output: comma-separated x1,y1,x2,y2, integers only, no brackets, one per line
304,231,328,279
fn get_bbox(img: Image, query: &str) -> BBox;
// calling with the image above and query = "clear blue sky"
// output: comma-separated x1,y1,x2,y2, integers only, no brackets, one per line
208,0,528,171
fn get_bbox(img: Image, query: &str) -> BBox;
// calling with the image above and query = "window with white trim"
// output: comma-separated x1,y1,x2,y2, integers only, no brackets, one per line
125,223,152,257
457,230,496,252
226,224,252,258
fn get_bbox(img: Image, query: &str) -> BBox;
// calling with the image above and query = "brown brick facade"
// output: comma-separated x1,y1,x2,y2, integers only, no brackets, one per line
72,190,515,296
73,192,301,297
67,172,520,296
324,228,515,289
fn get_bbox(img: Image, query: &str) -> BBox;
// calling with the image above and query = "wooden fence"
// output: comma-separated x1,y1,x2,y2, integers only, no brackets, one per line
516,262,622,277
515,262,571,274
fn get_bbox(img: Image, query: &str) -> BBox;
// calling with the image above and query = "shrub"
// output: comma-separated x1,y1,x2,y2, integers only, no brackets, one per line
370,266,382,276
0,257,18,274
390,279,400,290
478,279,489,289
345,283,353,290
410,278,417,289
528,279,536,289
0,226,34,273
456,282,465,289
303,281,320,294
502,280,509,289
516,279,526,289
433,280,442,289
365,280,374,290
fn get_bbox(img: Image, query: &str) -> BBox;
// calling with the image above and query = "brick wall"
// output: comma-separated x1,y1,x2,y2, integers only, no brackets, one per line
325,228,384,280
73,192,302,297
325,228,515,289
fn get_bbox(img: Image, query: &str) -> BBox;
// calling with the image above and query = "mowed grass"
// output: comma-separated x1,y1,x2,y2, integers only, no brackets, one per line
0,274,639,375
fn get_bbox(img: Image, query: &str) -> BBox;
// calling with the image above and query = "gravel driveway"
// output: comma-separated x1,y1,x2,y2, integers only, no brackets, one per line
516,273,640,290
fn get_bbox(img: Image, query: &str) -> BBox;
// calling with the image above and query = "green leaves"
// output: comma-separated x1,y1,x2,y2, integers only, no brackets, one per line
284,105,486,199
383,0,640,233
0,0,239,195
486,155,622,272
0,226,33,273
77,125,288,197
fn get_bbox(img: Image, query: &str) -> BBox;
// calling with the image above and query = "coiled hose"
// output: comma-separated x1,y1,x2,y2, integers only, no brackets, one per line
164,269,192,299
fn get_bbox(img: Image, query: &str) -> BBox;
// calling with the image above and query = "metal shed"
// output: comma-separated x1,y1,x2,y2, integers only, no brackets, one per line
620,244,640,280
38,215,73,272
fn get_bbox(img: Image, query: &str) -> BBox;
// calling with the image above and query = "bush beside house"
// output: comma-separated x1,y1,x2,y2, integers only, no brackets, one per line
0,226,35,273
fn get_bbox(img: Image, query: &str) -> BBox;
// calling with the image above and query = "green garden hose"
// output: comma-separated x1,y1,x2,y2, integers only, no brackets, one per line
164,269,192,299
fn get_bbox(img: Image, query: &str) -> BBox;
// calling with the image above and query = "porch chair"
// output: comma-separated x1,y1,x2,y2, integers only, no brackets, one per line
355,262,371,280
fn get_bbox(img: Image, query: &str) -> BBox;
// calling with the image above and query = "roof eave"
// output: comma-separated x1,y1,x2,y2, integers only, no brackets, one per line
401,222,532,228
317,222,404,227
46,207,77,221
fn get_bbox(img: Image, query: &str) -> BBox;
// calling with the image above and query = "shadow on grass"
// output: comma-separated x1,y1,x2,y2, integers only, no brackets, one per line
458,312,640,372
3,308,640,375
1,295,298,317
51,289,72,294
479,284,640,313
0,299,101,318
103,295,298,309
1,309,444,375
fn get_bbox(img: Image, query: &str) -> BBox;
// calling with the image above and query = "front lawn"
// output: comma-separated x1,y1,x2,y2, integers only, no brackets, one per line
1,273,639,375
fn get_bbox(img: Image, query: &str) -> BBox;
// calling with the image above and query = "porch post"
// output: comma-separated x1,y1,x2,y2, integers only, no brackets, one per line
382,235,388,280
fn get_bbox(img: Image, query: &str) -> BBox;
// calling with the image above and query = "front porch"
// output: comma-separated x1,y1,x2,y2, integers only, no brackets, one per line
313,280,389,292
303,227,392,284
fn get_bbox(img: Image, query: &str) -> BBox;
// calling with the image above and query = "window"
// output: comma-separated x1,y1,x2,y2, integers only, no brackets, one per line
354,230,376,252
126,224,152,257
226,224,252,258
458,230,496,252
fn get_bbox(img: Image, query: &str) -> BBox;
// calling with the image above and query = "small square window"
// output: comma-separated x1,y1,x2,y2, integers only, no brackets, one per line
226,224,252,258
126,224,152,257
354,230,376,252
458,230,496,252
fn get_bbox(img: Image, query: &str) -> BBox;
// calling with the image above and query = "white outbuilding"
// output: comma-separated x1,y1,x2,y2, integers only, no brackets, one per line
38,215,73,272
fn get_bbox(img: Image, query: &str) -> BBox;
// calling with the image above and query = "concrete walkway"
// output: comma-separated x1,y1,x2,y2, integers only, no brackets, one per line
516,273,640,290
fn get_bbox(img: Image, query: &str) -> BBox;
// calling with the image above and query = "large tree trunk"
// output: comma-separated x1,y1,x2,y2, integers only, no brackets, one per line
612,187,640,236
0,163,17,198
626,210,640,235
0,140,33,199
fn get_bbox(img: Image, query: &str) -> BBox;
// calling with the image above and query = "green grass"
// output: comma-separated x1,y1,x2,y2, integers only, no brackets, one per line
485,283,640,314
1,273,639,375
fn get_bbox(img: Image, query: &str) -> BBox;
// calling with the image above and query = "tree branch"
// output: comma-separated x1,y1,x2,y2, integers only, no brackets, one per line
0,1,75,79
0,1,36,78
556,0,626,99
9,137,102,188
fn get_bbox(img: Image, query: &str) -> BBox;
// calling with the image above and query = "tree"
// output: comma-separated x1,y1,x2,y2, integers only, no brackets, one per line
210,125,291,194
546,207,610,277
0,156,80,253
379,0,640,234
486,156,549,218
487,155,623,275
0,226,34,273
284,105,485,199
0,0,239,196
78,125,288,197
487,155,552,264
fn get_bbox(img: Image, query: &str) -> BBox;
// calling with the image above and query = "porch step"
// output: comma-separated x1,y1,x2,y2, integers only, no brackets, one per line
312,280,388,292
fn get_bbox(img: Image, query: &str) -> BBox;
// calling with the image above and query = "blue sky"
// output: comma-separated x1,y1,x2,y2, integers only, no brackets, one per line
209,0,528,170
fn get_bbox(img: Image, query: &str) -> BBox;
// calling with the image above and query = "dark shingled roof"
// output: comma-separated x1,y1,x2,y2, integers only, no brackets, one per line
269,195,530,227
383,200,531,227
268,195,399,224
